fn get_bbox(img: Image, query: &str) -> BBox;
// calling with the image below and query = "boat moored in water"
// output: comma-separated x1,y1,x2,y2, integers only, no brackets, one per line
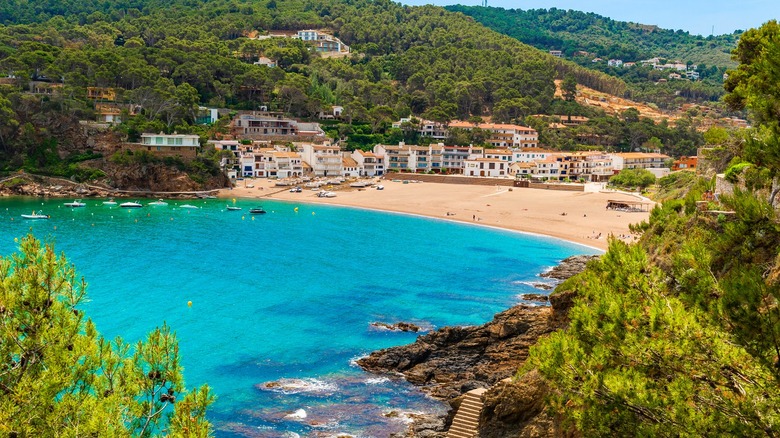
226,206,242,211
120,201,143,208
180,204,199,209
64,199,86,208
103,198,117,206
249,207,266,214
22,211,50,219
148,199,168,206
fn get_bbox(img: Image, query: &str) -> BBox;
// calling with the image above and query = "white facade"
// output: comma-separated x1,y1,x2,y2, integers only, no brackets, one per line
374,143,444,173
463,158,509,177
300,143,343,177
448,122,538,148
352,150,385,176
141,133,199,147
612,153,670,171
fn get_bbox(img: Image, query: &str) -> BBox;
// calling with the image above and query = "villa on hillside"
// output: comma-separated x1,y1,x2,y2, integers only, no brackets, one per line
229,112,325,141
447,121,538,148
86,87,117,101
391,118,448,140
122,133,200,160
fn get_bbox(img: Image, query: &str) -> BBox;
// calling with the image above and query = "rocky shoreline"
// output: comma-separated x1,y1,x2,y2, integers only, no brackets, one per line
357,255,598,437
0,167,227,199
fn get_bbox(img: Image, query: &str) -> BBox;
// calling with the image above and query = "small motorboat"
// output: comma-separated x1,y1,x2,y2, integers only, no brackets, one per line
226,206,242,211
64,199,86,208
376,185,384,190
103,198,117,206
22,211,49,219
249,207,266,214
120,201,143,208
180,204,199,209
148,199,168,206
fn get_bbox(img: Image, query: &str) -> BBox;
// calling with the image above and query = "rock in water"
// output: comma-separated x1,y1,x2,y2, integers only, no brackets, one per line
370,321,423,332
540,255,599,280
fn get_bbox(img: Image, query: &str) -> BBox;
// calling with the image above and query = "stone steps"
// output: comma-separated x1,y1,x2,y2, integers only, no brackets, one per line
447,387,486,438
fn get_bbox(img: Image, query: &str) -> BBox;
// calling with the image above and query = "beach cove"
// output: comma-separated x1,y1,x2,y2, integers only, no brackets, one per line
0,194,606,436
221,177,652,251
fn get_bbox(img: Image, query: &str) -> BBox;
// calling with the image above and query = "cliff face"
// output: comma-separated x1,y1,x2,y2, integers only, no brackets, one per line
101,162,229,192
357,255,596,437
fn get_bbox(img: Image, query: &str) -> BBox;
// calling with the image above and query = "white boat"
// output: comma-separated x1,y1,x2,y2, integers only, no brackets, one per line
317,191,337,198
22,211,49,219
180,204,199,209
226,206,242,211
376,185,384,190
64,199,86,208
148,199,168,206
120,201,143,208
103,198,117,206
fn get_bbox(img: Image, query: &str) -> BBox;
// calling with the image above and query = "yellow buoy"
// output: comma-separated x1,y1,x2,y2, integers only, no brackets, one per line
294,207,299,212
187,301,192,307
312,212,315,215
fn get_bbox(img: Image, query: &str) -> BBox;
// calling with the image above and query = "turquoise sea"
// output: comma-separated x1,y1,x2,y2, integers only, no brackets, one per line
0,197,598,437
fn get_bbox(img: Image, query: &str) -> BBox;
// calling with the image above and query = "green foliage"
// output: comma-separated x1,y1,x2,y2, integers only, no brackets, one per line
0,235,214,436
528,237,780,436
609,168,656,189
724,161,752,183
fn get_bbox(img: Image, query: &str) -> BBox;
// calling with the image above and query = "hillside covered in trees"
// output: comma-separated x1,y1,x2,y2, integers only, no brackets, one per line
0,0,736,181
448,6,739,109
447,6,740,67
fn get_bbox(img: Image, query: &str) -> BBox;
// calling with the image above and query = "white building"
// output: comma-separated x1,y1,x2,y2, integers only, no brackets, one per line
512,148,558,163
463,158,509,177
342,156,360,178
391,118,448,140
374,143,443,173
300,143,343,177
608,59,623,67
447,121,538,148
273,151,304,178
132,133,200,159
351,150,385,176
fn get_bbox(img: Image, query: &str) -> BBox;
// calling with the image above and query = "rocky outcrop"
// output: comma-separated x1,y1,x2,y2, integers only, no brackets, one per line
357,304,556,401
540,255,598,280
358,254,598,437
371,321,424,332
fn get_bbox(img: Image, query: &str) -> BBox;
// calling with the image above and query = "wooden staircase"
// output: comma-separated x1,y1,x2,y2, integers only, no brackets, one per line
446,387,486,438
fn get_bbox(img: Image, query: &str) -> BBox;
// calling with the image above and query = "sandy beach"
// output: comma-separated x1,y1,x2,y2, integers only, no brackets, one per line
218,178,652,251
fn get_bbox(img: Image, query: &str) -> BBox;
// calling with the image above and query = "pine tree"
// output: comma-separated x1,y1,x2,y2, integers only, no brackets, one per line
0,235,214,436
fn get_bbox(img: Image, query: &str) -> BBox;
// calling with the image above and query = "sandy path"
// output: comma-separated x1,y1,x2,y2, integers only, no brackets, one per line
219,179,651,251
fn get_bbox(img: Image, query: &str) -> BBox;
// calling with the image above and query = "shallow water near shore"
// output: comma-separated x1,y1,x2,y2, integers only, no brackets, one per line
0,197,598,436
